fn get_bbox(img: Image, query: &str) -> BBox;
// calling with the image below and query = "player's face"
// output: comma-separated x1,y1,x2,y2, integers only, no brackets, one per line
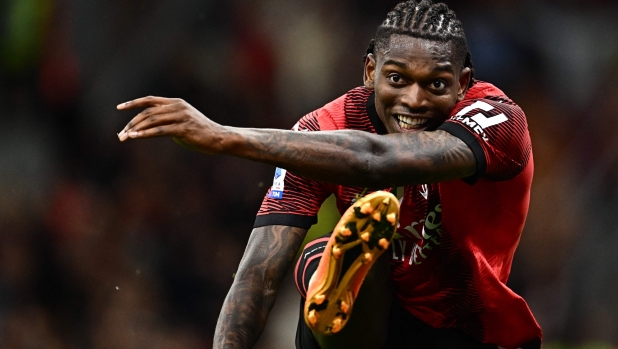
364,35,471,134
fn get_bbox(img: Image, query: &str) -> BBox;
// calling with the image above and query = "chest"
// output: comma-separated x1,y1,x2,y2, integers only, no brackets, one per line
334,185,444,241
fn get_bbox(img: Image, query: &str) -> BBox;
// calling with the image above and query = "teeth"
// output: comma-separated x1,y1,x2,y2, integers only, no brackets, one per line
396,115,428,130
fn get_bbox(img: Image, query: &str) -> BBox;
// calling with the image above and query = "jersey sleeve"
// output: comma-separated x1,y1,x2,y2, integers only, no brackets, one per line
254,109,335,229
438,96,532,183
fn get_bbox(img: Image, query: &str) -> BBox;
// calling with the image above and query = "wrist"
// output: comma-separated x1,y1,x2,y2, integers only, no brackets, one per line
214,125,239,155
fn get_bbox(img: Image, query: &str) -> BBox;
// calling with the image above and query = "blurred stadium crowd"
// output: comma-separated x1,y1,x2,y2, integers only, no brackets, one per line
1,0,617,347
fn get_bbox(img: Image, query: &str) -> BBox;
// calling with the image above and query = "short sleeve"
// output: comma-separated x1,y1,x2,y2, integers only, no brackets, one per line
438,96,532,183
254,110,335,229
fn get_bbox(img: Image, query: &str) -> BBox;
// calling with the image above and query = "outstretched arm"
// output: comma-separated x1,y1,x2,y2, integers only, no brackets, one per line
214,225,306,349
117,97,476,187
224,127,475,187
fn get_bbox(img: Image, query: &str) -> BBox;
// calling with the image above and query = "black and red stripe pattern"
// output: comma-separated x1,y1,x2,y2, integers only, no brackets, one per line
294,236,330,298
441,82,532,181
254,87,382,229
255,83,541,347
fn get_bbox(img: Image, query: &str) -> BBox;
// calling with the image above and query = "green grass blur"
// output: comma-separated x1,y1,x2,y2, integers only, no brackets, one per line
2,0,53,73
296,194,341,258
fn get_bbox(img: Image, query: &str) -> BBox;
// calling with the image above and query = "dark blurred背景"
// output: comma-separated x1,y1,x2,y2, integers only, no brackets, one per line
1,0,617,347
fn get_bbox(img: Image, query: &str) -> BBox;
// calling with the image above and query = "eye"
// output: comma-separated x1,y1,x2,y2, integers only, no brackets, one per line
431,80,447,90
388,73,403,84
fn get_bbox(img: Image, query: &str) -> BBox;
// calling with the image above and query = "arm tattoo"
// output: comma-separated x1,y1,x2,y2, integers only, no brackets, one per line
386,130,477,185
225,127,476,187
213,225,306,349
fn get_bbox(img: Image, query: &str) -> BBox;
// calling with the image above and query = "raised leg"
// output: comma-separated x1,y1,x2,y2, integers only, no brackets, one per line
295,191,399,349
313,252,393,349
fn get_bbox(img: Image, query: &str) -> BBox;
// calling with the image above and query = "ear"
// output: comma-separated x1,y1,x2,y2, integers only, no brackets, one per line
363,54,376,89
457,67,472,101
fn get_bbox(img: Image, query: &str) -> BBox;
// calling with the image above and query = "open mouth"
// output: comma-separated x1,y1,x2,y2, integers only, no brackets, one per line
395,114,429,131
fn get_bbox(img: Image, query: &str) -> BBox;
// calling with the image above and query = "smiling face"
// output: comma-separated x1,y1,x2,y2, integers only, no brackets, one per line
364,35,471,134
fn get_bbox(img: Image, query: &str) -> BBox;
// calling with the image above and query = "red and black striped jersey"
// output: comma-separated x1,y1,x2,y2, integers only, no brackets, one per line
255,82,541,348
254,87,387,228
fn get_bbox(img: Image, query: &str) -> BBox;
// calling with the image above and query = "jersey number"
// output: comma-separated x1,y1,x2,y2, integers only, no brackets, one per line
455,101,507,129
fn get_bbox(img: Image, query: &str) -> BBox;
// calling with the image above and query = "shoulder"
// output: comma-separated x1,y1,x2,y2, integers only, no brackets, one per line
320,87,372,130
464,80,507,100
460,81,524,118
343,86,373,111
441,81,532,181
451,80,527,135
294,87,372,131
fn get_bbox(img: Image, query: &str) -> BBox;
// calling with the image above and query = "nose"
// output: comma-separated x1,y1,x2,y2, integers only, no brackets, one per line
400,83,427,111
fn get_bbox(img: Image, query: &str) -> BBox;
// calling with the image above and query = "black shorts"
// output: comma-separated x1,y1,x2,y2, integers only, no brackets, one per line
295,295,501,349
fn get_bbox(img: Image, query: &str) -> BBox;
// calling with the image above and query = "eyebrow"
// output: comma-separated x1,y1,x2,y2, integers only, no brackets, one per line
432,64,455,74
382,60,456,74
383,60,408,69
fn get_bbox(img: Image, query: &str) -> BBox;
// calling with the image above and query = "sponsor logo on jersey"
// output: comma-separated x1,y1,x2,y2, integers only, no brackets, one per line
419,184,428,200
267,167,287,199
392,204,442,265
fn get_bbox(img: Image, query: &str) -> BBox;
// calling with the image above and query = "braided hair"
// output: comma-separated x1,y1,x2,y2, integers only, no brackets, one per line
365,0,475,87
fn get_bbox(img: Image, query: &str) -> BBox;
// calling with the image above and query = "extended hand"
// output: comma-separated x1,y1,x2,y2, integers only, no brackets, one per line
117,96,223,153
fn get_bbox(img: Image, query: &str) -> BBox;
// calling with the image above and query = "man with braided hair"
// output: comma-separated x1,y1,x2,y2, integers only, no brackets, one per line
118,1,542,348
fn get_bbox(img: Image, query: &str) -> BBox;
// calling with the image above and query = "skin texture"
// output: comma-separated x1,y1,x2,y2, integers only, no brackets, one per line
213,225,306,348
117,36,476,348
365,35,470,134
116,37,475,188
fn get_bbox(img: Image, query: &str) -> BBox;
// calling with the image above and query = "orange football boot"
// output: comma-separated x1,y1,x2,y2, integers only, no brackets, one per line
303,191,399,335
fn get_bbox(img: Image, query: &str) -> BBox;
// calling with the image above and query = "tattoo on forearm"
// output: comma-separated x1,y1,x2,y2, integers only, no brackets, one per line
213,226,306,349
242,130,359,168
235,128,476,187
397,130,477,183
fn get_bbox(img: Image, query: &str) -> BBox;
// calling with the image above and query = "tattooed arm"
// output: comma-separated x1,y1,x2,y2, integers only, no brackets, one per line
117,97,476,187
221,127,476,187
213,225,306,349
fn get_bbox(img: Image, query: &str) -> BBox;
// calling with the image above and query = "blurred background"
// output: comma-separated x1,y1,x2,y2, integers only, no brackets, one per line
1,0,618,347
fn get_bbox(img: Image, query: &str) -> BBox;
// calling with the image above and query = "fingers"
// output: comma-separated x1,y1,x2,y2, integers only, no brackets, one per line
119,124,176,141
129,111,184,133
121,102,181,129
116,96,182,110
118,111,179,141
116,97,204,144
118,102,186,141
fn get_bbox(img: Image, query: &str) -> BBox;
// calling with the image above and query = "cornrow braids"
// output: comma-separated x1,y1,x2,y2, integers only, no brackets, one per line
363,0,475,87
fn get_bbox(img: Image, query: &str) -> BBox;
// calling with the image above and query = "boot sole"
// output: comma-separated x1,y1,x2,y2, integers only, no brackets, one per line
304,191,399,335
